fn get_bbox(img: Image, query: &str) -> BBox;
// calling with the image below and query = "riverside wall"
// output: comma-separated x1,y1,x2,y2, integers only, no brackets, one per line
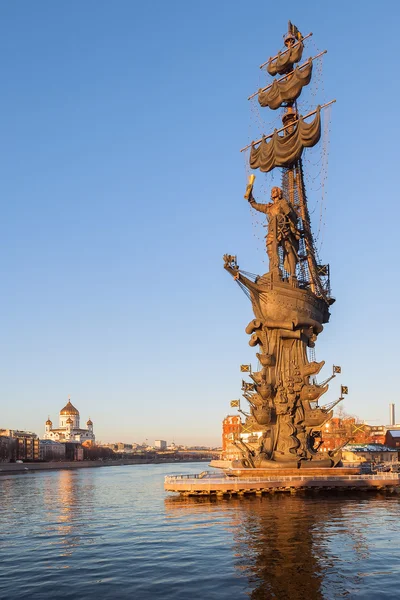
0,457,210,475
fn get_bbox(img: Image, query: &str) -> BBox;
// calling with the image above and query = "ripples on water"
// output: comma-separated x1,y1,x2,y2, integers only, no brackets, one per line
1,463,400,599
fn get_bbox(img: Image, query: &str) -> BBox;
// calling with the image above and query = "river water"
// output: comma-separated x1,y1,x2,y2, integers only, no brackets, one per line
1,462,400,599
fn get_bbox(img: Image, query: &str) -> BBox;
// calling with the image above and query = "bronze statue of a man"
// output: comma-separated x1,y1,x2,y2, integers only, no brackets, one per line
249,186,300,276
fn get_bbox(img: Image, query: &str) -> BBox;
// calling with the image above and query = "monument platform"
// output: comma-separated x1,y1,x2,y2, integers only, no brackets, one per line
164,470,400,496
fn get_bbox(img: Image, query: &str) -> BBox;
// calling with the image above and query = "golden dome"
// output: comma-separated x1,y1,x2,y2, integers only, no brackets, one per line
46,418,52,426
87,418,93,426
60,400,79,416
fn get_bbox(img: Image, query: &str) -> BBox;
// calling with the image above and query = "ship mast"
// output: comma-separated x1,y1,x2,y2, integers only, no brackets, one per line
284,23,328,299
244,21,334,304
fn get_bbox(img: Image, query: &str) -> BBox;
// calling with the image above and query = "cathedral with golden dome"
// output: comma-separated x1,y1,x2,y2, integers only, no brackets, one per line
44,397,95,444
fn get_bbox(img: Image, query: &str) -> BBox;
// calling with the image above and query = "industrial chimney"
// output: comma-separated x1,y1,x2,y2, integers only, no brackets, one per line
389,403,396,426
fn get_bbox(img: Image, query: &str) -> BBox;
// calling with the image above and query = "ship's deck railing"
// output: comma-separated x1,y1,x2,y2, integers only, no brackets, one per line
165,472,400,484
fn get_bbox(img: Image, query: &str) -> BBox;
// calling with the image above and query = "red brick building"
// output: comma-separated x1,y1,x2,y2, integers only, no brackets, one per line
385,430,400,449
222,415,242,460
322,418,385,452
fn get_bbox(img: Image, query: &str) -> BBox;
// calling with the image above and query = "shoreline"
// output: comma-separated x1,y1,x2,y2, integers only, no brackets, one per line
0,457,211,475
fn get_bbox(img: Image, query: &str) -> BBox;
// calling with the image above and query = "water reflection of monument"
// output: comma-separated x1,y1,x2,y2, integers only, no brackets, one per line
235,496,326,599
164,495,368,599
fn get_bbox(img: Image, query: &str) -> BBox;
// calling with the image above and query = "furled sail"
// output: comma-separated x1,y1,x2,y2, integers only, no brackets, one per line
249,106,321,173
258,60,312,110
267,42,303,76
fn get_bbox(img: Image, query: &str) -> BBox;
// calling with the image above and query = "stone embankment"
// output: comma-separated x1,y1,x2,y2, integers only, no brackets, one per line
0,457,210,475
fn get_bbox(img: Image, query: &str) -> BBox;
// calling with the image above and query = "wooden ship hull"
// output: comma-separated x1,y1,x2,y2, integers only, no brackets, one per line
238,270,332,328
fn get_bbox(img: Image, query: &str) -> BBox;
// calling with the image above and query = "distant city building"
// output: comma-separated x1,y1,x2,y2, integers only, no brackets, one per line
367,425,386,444
39,439,66,461
0,435,13,462
0,429,39,462
222,415,242,460
44,398,95,444
385,430,400,448
0,429,37,439
322,418,386,451
116,443,133,452
65,442,84,461
342,444,398,464
155,440,167,450
18,435,40,461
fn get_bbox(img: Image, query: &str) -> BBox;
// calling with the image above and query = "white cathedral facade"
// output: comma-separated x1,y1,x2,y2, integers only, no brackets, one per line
44,398,95,444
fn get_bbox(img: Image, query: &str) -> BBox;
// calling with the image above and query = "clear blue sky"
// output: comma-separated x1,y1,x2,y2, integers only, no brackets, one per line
1,1,399,445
